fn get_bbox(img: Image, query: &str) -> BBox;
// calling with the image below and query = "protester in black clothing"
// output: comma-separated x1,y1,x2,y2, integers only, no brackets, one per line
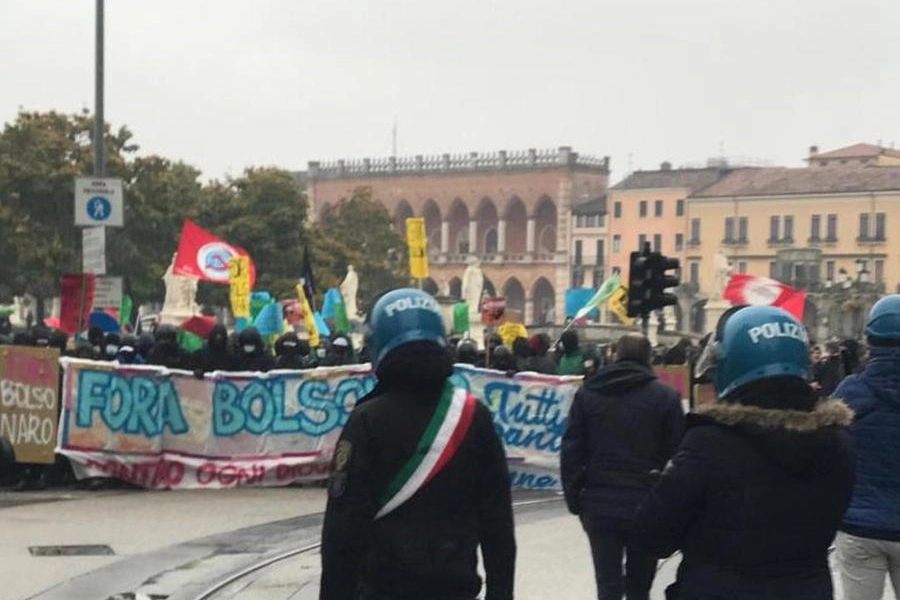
193,324,234,373
274,332,313,369
490,344,518,373
233,326,275,372
101,332,121,361
454,339,480,366
147,324,192,369
561,333,684,600
136,333,155,362
525,334,558,375
324,334,354,366
812,340,845,398
321,288,515,600
115,334,145,364
511,337,532,372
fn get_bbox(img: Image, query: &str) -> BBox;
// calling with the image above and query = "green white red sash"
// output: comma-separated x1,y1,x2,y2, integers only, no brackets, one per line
375,382,477,519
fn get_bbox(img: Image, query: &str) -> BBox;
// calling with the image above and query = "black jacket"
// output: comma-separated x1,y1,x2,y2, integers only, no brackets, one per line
635,400,854,600
193,324,235,373
560,361,684,519
320,382,516,600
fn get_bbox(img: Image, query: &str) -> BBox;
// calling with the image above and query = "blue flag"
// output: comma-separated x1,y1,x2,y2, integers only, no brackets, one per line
254,302,284,336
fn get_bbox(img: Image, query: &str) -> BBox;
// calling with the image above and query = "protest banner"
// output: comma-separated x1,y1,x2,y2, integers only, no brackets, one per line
1,346,60,464
57,360,583,490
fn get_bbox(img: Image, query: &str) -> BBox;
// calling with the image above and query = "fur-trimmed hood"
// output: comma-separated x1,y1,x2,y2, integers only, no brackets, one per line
689,400,854,477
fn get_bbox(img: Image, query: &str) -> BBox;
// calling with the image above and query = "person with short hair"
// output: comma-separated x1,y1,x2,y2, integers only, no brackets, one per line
561,332,684,600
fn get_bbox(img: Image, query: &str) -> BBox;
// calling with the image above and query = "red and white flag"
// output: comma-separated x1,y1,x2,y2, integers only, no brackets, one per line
173,220,255,286
722,274,805,321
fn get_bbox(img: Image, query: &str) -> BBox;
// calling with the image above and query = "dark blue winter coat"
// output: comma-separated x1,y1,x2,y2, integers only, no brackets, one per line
835,345,900,541
635,399,853,600
560,361,684,519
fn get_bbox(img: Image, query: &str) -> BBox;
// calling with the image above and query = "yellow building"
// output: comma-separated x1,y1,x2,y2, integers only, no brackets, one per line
687,166,900,339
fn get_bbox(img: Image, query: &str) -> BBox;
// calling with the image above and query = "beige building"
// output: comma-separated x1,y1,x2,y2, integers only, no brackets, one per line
807,143,900,168
570,196,608,290
687,166,900,339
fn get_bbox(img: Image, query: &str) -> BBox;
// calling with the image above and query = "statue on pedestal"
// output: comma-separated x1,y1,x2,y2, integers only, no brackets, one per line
461,257,484,320
160,253,200,324
340,264,359,319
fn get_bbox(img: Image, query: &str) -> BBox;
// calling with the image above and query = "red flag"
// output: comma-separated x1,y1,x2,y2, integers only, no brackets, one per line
59,274,96,335
776,289,806,321
180,315,217,339
173,220,255,286
723,274,805,320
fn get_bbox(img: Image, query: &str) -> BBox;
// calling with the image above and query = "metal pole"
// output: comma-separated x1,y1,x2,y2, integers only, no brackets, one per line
641,313,649,337
93,0,105,177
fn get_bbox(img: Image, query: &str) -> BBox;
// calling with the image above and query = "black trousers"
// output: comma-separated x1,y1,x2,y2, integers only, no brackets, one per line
580,512,657,600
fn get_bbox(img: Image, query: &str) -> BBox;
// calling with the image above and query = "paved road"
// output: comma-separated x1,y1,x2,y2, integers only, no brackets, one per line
4,488,897,600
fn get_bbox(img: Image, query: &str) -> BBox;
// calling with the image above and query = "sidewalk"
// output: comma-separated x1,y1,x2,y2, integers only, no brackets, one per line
0,487,327,600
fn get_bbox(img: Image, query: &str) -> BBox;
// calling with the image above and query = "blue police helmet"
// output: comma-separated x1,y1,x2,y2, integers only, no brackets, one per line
866,295,900,343
367,288,447,368
714,305,810,399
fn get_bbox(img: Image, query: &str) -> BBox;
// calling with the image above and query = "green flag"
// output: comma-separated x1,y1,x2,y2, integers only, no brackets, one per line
452,302,469,334
118,294,133,329
177,328,204,353
574,271,621,321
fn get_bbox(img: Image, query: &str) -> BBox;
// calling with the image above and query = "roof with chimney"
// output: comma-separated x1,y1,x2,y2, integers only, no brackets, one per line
808,143,900,161
692,166,900,198
611,167,729,192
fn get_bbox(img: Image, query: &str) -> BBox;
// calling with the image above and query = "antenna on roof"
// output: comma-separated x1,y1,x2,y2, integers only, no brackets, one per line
392,116,398,158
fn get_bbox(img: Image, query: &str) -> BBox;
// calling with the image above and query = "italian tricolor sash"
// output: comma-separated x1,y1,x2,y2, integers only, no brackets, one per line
375,382,477,519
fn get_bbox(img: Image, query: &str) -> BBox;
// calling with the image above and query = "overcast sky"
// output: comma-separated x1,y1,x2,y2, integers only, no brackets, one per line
2,0,898,182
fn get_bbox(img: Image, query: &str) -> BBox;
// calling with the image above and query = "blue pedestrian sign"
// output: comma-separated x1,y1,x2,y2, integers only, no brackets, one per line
75,177,123,227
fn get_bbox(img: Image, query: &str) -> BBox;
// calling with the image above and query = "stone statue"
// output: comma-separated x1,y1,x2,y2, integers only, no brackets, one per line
713,250,732,299
340,264,359,319
461,257,484,318
161,253,199,322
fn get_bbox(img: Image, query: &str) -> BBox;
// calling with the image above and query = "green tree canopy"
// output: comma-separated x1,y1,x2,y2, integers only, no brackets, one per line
310,186,409,314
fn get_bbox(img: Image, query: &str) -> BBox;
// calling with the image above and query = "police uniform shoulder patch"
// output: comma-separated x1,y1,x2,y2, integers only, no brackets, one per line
333,440,352,472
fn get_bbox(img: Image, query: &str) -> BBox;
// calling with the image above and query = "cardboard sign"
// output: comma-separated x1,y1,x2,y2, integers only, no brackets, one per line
0,346,60,464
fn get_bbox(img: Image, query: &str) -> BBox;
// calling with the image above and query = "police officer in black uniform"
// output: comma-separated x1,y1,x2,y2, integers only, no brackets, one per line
320,288,516,600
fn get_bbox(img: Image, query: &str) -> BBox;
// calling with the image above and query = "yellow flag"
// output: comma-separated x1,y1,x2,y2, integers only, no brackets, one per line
405,217,429,279
608,285,635,326
229,256,251,319
497,321,528,348
296,284,320,348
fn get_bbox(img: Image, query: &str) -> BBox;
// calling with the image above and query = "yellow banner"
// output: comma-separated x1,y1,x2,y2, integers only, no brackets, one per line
608,285,635,326
228,256,251,318
296,284,320,348
405,217,429,279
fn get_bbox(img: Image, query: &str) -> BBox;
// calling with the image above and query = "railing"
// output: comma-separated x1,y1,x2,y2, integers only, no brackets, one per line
308,147,611,179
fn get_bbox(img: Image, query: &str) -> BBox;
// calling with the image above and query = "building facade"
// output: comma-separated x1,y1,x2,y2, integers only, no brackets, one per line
570,196,608,290
305,147,610,325
807,143,900,168
687,166,900,340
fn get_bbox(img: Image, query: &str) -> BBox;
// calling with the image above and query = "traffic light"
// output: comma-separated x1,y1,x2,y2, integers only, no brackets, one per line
648,254,680,312
627,242,653,317
627,242,681,317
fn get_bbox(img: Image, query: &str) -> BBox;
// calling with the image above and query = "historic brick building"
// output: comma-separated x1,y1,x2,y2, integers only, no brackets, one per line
305,147,610,324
